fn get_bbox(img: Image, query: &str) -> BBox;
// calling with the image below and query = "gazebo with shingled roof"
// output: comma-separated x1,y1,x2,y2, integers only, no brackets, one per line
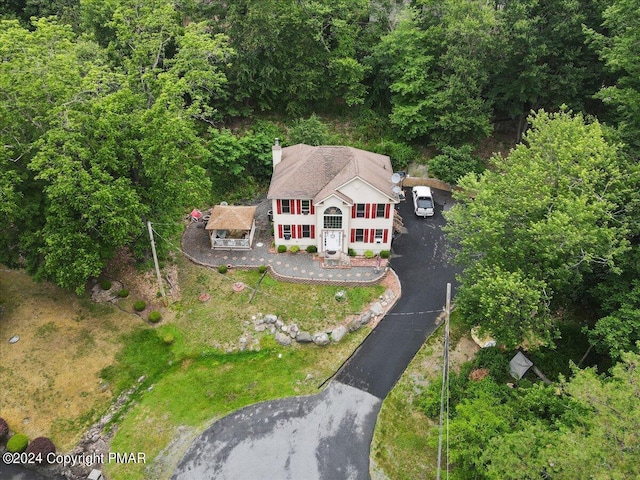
205,205,257,250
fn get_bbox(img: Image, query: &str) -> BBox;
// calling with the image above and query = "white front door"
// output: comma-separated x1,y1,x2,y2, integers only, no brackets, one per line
323,230,342,253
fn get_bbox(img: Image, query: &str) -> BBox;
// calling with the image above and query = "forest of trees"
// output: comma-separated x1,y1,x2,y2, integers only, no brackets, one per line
1,1,639,476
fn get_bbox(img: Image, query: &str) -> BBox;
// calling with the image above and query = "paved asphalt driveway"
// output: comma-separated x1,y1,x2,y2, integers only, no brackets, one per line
336,188,458,399
172,189,458,480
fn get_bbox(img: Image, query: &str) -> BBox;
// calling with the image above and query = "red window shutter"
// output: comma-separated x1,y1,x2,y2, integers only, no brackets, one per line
297,225,302,238
291,225,296,239
311,225,315,238
297,200,302,215
351,229,356,242
310,202,315,214
383,229,389,243
352,205,356,218
278,224,283,239
364,204,370,219
276,200,282,215
385,204,391,219
369,229,374,243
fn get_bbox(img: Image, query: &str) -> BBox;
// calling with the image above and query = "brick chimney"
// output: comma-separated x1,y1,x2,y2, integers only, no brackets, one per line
272,138,282,169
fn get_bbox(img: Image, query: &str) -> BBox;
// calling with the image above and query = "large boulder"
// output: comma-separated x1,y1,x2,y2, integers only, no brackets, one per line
331,325,348,343
295,331,313,343
347,317,362,332
275,332,292,346
359,311,372,325
370,302,384,316
264,314,278,324
312,332,330,346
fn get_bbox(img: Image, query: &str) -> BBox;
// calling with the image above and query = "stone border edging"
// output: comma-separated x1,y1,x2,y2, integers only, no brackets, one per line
317,267,402,389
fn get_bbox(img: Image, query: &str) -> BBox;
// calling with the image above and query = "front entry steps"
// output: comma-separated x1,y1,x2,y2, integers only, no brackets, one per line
322,252,351,268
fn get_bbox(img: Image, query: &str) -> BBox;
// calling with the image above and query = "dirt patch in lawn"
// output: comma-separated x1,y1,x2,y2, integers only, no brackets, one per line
0,268,141,450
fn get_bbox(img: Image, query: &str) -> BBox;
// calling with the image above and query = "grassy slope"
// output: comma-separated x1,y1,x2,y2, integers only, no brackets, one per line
104,333,370,480
103,260,385,479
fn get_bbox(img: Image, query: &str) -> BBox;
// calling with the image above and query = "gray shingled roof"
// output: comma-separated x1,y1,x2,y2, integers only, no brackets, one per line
267,145,395,203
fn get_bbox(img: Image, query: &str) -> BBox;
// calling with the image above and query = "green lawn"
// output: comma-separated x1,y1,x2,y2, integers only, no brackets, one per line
102,259,384,480
104,333,369,480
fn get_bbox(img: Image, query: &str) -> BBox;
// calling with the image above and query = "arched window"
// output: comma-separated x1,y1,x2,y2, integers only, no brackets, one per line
323,206,342,229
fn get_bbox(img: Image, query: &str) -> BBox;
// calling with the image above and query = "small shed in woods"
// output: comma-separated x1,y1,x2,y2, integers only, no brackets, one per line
205,205,257,250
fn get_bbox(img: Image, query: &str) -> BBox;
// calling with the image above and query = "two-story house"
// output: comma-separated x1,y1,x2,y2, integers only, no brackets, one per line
267,141,399,261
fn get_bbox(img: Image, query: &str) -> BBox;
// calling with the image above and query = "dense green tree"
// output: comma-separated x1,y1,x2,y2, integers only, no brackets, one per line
473,351,640,479
445,110,627,346
287,114,330,146
372,0,495,145
0,13,223,291
427,144,484,185
219,0,371,115
586,0,640,151
489,0,606,141
0,0,80,26
0,18,105,266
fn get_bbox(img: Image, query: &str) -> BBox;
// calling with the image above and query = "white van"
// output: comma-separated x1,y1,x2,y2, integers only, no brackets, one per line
412,186,434,217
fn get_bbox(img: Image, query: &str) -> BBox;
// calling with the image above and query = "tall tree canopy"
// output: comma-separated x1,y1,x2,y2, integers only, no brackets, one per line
586,0,640,152
445,110,628,347
0,10,231,292
218,0,372,115
371,0,496,145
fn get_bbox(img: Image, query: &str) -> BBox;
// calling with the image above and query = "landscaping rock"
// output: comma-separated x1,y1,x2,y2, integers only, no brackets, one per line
295,331,313,343
347,318,362,332
275,332,292,346
385,289,395,302
359,311,372,325
370,301,384,316
331,325,348,343
312,332,330,346
289,329,298,339
264,314,277,324
275,318,284,328
254,316,264,326
255,324,266,332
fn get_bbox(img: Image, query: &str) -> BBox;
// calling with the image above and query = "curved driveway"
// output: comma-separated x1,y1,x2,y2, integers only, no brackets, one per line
172,189,458,480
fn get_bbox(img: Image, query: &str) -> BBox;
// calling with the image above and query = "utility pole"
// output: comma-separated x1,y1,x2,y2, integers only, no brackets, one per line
436,282,451,480
147,221,167,306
